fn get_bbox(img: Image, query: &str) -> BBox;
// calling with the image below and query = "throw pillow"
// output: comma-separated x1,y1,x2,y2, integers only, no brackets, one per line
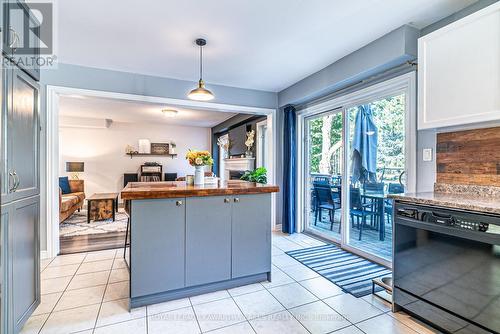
59,176,71,194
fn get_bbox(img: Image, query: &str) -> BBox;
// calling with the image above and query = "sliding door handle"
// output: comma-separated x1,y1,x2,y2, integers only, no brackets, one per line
12,171,20,192
8,172,15,192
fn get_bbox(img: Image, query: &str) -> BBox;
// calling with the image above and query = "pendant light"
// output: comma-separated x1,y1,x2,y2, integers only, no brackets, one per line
188,38,215,101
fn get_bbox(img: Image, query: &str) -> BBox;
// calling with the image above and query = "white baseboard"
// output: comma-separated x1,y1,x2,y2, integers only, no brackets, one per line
40,250,50,260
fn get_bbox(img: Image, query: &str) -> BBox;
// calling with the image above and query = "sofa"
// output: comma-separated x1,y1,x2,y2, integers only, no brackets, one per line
59,180,85,223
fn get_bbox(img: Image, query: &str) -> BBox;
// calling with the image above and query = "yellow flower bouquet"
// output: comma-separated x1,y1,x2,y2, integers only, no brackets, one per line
185,149,214,167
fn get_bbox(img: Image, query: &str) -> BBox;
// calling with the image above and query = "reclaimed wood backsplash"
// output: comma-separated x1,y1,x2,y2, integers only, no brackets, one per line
436,127,500,186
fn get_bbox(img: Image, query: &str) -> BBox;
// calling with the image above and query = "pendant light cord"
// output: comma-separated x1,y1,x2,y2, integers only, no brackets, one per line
199,45,203,80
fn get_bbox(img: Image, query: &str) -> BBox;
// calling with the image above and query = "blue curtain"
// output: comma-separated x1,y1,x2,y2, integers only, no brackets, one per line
282,105,296,234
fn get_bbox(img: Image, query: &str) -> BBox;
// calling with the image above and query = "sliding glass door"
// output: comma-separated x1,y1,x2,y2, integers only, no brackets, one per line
300,73,415,265
304,109,343,242
345,93,406,262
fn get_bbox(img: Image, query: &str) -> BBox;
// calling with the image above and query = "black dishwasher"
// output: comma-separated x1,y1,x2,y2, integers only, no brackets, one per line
394,202,500,334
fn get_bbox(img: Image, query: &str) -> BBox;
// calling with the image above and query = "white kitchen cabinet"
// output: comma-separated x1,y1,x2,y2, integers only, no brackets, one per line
418,2,500,130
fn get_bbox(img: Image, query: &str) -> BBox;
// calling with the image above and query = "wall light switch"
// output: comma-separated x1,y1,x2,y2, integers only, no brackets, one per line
423,148,433,162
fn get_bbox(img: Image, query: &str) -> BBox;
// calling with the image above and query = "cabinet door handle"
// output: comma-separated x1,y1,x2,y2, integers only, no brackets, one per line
8,172,15,193
233,198,240,203
175,200,183,206
13,171,20,191
9,27,19,49
224,198,231,203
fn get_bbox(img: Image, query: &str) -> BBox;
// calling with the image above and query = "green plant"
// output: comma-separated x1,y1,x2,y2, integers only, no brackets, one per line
241,167,267,184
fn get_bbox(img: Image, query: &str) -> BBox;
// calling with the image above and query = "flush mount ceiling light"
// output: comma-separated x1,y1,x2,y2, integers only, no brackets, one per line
162,109,179,117
188,38,214,101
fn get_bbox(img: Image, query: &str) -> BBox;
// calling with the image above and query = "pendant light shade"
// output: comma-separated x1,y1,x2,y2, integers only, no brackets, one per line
188,38,214,101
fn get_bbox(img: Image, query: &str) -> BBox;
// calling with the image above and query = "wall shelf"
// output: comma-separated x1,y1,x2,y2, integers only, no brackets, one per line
126,153,178,159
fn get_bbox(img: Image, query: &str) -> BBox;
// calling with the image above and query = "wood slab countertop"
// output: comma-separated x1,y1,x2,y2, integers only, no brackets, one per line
121,180,279,200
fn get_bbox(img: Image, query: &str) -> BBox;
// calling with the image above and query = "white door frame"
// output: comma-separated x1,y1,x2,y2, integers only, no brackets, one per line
255,119,268,169
296,72,417,267
45,85,277,258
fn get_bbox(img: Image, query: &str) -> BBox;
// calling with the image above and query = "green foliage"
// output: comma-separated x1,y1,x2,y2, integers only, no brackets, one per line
308,94,406,176
241,167,267,184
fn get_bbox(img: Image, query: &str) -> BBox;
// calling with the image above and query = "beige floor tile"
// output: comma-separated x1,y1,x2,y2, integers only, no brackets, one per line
272,246,285,256
77,259,114,275
190,289,230,305
330,325,365,334
41,276,72,295
148,306,200,334
48,253,86,267
389,312,439,334
261,267,294,288
362,293,392,312
40,258,53,272
283,264,319,281
299,277,344,299
103,281,129,302
207,321,255,333
20,313,49,334
84,249,117,263
112,258,128,269
68,270,110,290
250,310,308,334
272,254,301,268
357,313,419,334
228,283,264,297
40,304,100,334
324,293,383,324
193,298,245,332
268,282,317,309
41,264,79,279
109,268,129,283
147,298,191,316
289,300,351,334
233,289,285,320
96,298,146,327
33,292,63,316
54,285,106,311
94,317,147,334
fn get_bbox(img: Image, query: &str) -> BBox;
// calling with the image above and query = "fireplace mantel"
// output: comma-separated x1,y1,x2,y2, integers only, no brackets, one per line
224,157,255,180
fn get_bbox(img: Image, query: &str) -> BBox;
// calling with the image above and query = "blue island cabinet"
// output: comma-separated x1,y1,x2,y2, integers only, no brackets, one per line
130,198,186,299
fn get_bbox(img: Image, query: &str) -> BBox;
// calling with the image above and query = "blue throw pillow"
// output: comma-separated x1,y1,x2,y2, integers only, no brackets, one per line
59,177,71,194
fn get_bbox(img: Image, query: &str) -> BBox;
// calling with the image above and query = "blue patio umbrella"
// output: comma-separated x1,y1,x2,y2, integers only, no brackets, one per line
351,104,378,184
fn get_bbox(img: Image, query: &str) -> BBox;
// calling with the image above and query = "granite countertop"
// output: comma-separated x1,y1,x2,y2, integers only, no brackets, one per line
390,184,500,215
121,180,279,200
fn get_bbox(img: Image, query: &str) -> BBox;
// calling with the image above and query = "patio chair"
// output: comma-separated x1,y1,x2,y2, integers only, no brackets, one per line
350,187,377,240
362,181,384,228
311,176,330,213
314,184,341,231
385,183,405,225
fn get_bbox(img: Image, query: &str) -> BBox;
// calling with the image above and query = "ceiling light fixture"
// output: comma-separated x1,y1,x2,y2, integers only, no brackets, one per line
162,109,178,117
188,38,214,101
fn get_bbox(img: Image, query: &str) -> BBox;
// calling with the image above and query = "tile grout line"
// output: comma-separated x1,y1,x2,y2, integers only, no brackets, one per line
188,293,203,334
226,291,257,334
91,249,116,333
37,251,91,334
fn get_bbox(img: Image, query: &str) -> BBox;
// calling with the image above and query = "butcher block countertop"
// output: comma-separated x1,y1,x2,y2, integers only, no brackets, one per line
121,180,279,200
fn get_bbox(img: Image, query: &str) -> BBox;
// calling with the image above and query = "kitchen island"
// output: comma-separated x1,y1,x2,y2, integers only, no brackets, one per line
121,180,279,308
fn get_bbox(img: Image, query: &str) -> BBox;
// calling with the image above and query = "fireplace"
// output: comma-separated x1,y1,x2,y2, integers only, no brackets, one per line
229,170,246,180
223,157,255,181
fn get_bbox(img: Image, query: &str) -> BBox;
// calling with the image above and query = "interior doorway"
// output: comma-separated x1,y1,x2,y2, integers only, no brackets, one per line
44,86,277,258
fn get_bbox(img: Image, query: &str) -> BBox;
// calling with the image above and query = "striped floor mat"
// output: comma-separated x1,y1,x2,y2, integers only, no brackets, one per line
286,244,392,298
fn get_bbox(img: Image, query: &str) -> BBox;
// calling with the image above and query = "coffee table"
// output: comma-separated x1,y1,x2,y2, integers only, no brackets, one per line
87,192,119,223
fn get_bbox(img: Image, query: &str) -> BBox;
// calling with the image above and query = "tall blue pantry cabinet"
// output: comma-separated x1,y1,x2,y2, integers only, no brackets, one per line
1,1,41,333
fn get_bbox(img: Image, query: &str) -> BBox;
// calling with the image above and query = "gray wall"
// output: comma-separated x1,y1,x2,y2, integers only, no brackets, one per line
39,63,278,253
278,25,419,107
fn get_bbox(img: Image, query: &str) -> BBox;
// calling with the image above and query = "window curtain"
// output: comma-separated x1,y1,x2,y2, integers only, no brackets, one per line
282,105,296,234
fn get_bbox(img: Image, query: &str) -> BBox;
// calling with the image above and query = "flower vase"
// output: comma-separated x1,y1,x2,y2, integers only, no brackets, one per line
194,165,204,185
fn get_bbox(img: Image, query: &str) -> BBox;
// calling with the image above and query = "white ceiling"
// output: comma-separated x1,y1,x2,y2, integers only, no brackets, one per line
57,0,477,92
59,95,237,127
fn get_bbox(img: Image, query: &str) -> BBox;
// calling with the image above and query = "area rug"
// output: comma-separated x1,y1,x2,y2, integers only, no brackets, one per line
286,244,391,297
60,209,128,238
